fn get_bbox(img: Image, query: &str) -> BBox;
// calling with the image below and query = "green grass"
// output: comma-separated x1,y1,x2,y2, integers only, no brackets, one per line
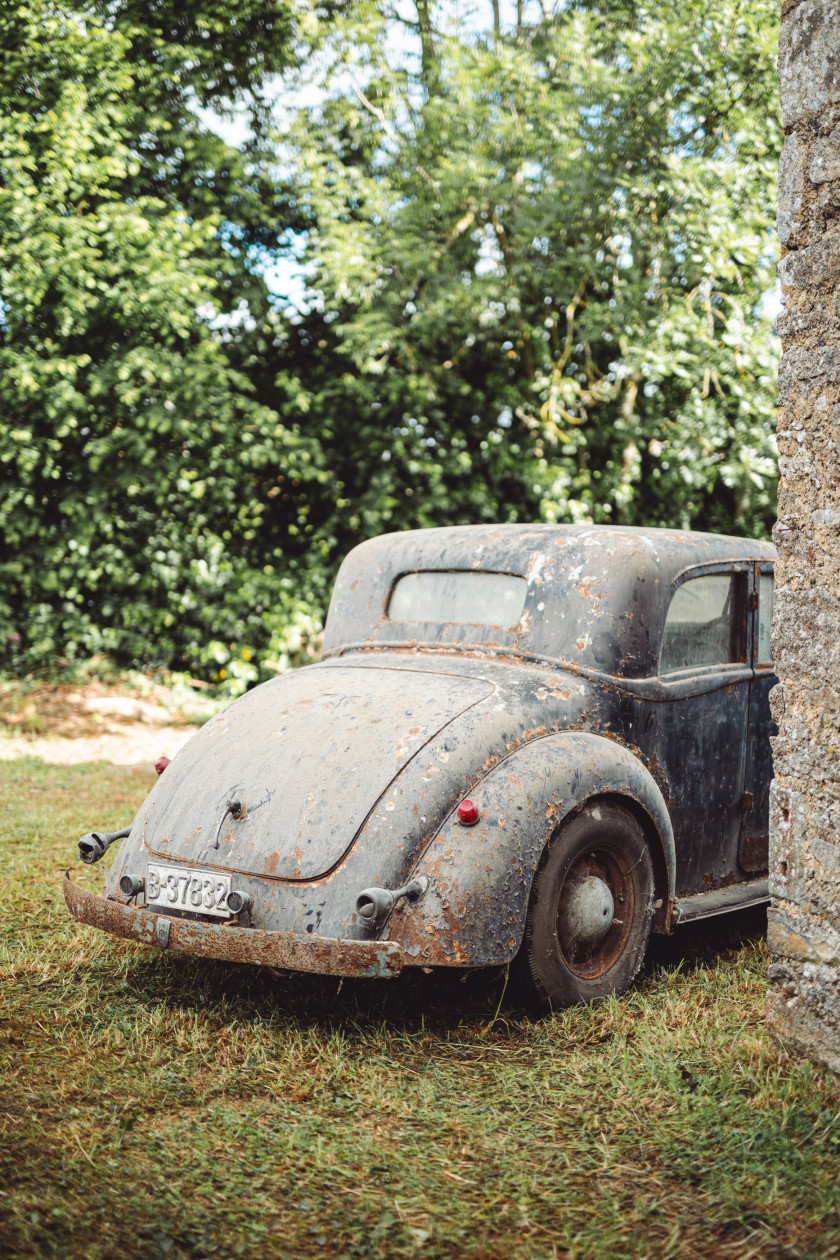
2,757,839,1260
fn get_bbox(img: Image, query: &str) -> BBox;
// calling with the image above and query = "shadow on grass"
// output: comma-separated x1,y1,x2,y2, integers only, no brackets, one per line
110,903,768,1035
645,902,767,974
119,948,510,1031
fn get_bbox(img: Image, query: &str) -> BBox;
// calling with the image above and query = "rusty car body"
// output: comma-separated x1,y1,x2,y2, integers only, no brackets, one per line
65,524,777,1007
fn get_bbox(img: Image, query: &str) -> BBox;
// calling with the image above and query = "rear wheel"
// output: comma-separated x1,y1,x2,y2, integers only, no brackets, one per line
519,802,653,1010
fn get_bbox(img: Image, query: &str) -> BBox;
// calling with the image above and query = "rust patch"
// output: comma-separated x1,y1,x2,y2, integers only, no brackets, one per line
738,832,769,875
64,873,403,979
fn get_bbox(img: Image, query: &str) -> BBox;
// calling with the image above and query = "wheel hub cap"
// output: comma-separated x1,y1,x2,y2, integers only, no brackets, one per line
559,874,615,947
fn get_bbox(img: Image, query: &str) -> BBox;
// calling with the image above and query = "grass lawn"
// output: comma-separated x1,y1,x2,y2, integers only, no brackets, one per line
1,756,839,1260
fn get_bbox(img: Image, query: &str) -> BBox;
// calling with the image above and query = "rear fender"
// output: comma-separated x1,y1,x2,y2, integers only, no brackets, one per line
387,732,675,968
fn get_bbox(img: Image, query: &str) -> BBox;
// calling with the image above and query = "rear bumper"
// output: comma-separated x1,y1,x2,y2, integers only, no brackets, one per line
63,873,404,979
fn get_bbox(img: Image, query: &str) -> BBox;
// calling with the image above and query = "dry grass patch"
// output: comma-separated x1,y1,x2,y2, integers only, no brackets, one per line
2,757,840,1260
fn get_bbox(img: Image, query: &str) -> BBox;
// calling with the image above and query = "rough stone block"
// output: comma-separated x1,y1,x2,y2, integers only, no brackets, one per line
769,524,840,591
811,123,840,182
769,682,785,726
818,178,840,226
767,911,840,967
770,782,840,946
772,588,840,694
778,131,807,247
771,521,804,553
774,0,840,1080
773,690,840,763
769,781,806,901
767,978,840,1077
812,835,840,875
776,290,840,339
779,0,840,129
777,343,840,403
778,227,840,290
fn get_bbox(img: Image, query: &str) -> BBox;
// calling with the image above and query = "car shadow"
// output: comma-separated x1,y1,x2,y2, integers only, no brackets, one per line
112,904,768,1034
643,903,768,978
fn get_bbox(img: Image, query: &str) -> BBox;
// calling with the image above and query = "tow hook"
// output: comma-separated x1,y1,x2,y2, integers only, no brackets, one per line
78,828,131,865
356,876,429,927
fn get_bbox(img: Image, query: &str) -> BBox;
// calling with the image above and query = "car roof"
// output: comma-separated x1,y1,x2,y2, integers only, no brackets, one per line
322,525,776,678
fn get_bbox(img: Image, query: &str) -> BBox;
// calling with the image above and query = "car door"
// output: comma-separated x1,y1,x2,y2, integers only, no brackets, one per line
738,564,777,874
636,563,754,896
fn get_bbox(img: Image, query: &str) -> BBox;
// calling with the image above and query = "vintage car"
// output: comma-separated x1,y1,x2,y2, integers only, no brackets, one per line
65,524,777,1008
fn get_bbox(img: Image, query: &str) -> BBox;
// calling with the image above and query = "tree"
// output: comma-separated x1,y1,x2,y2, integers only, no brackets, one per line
0,0,782,682
0,0,327,683
270,0,781,549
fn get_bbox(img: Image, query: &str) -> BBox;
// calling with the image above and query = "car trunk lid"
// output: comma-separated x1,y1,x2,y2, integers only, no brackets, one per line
141,663,493,880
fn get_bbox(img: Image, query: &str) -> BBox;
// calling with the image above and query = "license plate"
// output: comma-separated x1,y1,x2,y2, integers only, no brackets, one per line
146,864,232,918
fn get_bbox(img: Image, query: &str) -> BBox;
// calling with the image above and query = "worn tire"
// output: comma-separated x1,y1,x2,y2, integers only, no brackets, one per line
518,802,653,1011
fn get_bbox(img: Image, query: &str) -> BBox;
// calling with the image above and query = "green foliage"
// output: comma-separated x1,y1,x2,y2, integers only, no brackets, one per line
0,0,781,678
0,0,326,682
277,0,781,546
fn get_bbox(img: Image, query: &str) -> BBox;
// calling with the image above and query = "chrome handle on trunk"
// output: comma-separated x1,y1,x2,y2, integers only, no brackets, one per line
212,799,244,850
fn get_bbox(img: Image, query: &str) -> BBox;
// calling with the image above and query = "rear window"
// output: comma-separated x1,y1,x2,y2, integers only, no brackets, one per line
388,571,527,627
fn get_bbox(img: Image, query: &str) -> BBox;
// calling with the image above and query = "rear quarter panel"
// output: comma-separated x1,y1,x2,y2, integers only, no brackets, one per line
387,732,675,967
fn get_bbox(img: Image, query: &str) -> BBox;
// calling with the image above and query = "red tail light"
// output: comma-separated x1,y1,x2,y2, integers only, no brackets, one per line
457,799,479,826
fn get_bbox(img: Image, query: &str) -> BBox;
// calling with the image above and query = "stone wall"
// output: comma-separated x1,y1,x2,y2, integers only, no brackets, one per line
768,0,840,1072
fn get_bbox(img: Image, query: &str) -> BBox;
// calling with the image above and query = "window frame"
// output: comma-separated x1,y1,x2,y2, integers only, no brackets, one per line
753,562,775,670
658,562,751,680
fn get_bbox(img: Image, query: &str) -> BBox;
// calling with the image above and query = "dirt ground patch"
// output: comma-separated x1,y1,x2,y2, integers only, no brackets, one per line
0,678,205,766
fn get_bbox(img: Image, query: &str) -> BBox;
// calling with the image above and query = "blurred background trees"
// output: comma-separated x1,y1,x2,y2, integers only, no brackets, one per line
0,0,782,685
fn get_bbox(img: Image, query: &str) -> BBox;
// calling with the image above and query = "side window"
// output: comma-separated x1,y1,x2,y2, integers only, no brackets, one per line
660,573,740,673
757,572,774,664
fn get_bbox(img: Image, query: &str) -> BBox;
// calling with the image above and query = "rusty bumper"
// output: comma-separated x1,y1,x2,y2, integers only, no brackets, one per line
63,874,404,979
